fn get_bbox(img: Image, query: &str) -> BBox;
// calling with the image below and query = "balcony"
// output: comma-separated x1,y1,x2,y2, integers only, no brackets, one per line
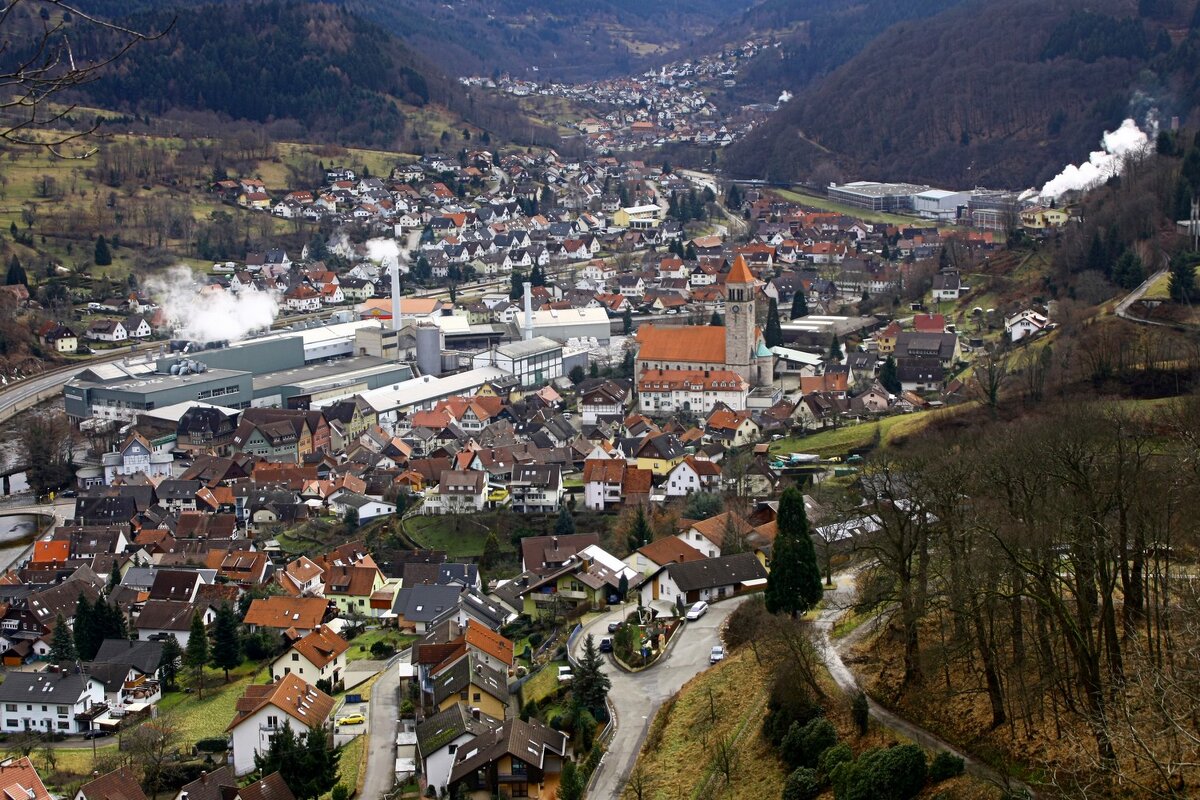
75,703,109,722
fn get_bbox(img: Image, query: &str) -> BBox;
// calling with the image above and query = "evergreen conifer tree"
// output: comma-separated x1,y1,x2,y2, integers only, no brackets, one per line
94,235,112,266
791,289,808,319
5,255,26,286
765,298,783,347
49,613,76,663
210,602,242,681
764,489,824,617
184,611,210,698
158,636,182,690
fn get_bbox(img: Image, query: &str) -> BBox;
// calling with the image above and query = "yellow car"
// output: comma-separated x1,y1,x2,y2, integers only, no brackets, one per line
337,714,366,726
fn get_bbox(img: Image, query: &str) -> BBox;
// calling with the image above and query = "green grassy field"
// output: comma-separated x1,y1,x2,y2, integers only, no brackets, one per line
404,513,519,558
519,660,568,708
772,188,918,226
1143,266,1199,302
346,628,418,662
158,660,271,743
770,405,973,459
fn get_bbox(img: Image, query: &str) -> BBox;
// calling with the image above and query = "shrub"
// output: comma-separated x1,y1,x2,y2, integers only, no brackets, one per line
331,786,350,800
781,717,838,769
584,744,603,777
928,751,965,783
817,742,853,778
521,700,537,721
851,691,869,736
528,632,543,647
371,640,396,658
763,671,822,747
194,737,229,753
782,767,821,800
834,745,927,800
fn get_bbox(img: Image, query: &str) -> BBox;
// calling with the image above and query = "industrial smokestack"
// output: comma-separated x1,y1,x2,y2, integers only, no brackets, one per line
391,263,403,333
523,281,533,341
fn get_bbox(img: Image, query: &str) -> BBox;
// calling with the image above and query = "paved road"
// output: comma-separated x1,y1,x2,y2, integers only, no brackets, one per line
359,654,404,800
816,574,1034,799
1114,268,1169,326
571,601,744,800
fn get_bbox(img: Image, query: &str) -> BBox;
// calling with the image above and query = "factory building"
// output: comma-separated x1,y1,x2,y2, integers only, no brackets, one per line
912,189,970,222
515,307,611,344
826,181,931,212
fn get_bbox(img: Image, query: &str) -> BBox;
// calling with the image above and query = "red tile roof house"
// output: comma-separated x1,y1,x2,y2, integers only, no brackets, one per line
226,673,334,775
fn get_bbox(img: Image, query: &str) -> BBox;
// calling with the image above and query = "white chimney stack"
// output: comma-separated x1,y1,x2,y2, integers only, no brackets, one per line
390,263,403,334
523,281,534,341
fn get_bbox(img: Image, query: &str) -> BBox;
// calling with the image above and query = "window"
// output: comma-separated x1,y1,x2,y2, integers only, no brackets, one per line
473,693,481,703
5,720,15,728
57,721,69,729
56,706,68,716
447,744,457,755
292,653,299,661
4,704,14,712
41,706,47,712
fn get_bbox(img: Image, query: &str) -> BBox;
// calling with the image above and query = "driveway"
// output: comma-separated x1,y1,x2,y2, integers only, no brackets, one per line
358,653,405,800
571,600,744,800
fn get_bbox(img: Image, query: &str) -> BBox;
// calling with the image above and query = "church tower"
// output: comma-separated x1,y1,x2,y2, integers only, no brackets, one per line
725,255,757,384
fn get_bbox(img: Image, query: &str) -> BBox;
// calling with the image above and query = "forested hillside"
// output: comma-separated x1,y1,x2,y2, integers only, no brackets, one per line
64,1,447,149
679,0,968,106
724,0,1200,187
333,0,759,81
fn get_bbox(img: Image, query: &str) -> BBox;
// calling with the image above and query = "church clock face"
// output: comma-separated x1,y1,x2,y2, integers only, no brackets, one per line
731,304,740,313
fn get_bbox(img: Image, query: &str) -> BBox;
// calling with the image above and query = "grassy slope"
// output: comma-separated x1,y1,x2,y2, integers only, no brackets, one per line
769,404,974,459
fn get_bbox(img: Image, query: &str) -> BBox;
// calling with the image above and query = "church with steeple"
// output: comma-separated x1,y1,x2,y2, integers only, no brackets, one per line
634,255,774,386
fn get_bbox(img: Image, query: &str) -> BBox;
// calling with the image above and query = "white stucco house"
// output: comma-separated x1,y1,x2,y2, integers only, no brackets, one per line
226,673,334,776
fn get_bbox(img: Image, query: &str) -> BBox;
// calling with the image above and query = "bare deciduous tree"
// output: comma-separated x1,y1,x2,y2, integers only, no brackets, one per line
0,1,169,156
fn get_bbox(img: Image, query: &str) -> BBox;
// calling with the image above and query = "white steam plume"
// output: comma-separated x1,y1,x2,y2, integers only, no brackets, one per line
777,90,792,104
145,266,279,343
366,237,406,272
1040,118,1151,200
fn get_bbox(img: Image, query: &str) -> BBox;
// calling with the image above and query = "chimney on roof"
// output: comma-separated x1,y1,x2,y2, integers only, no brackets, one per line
552,536,558,549
390,263,404,335
523,282,534,341
471,707,481,721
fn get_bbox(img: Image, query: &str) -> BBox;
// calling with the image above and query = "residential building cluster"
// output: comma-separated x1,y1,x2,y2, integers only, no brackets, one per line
461,39,782,152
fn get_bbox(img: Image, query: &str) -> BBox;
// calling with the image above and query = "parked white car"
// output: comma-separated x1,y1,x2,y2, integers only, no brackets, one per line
686,601,709,621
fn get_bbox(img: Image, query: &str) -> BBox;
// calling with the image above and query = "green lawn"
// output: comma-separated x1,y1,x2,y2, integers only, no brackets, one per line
328,733,365,799
1142,267,1198,302
769,406,971,459
404,514,516,558
519,660,567,708
346,629,417,662
159,661,271,744
772,188,918,226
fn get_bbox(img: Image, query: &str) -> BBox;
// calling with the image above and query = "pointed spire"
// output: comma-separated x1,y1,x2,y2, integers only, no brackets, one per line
727,254,754,285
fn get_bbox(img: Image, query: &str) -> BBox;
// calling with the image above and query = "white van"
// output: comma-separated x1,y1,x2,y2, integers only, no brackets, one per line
685,601,708,621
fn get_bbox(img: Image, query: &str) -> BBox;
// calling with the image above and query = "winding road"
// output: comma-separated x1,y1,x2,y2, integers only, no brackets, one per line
569,602,743,800
816,574,1034,799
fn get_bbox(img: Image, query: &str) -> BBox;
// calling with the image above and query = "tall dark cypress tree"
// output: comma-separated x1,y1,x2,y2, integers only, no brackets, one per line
73,594,95,660
764,488,823,617
94,235,112,266
5,255,26,287
791,289,808,319
209,602,243,682
764,298,783,347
